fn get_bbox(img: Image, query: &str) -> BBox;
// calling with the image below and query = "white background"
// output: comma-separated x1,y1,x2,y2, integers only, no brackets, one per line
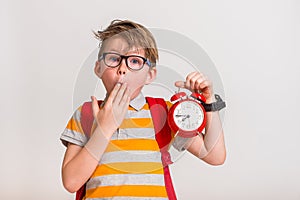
1,0,299,199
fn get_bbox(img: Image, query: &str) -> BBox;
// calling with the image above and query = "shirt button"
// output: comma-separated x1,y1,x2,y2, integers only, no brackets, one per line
117,128,128,139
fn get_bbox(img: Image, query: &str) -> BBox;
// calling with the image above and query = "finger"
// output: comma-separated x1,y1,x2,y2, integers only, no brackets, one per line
199,80,212,92
112,87,131,126
189,73,203,90
119,87,131,107
91,96,100,118
199,79,208,89
185,72,198,89
174,81,186,88
106,83,121,105
194,76,206,91
113,83,128,105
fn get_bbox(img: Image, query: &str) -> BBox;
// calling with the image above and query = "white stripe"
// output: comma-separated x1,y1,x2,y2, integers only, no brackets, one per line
87,197,168,200
125,128,155,139
61,128,87,144
100,150,161,164
86,174,165,189
110,128,156,140
73,106,82,120
126,109,151,119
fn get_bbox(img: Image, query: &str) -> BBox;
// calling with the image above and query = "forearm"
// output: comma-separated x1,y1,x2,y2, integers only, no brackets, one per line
62,145,99,193
186,109,226,165
202,111,223,154
200,110,226,164
62,126,114,193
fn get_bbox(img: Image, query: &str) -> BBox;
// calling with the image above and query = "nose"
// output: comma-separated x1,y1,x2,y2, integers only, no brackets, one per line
117,58,127,75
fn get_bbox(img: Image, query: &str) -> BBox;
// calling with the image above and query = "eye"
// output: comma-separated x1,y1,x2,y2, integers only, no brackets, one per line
129,57,143,65
131,59,139,64
109,56,120,62
106,54,120,63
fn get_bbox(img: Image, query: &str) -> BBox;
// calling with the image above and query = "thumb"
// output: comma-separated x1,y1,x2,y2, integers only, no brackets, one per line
174,81,186,88
91,96,99,118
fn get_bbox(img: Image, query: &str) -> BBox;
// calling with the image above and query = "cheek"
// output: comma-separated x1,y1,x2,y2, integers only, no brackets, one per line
101,69,118,92
122,71,148,88
96,63,109,78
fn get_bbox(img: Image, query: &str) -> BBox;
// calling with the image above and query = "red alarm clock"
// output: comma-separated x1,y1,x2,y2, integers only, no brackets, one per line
167,91,207,138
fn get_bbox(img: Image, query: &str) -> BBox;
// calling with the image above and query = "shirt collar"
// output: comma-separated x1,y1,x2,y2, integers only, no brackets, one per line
129,92,146,111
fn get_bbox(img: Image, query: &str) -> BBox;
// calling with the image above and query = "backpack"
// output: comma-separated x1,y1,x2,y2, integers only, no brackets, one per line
76,97,177,200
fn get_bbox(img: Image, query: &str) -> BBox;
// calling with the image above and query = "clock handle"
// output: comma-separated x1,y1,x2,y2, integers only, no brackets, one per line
191,92,206,103
170,91,187,102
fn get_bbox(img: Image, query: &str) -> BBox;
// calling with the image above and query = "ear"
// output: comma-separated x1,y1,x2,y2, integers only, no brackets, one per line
94,61,102,79
145,67,157,85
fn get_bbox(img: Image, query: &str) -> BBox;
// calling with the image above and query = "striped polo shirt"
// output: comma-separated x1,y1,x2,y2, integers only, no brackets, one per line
60,93,170,200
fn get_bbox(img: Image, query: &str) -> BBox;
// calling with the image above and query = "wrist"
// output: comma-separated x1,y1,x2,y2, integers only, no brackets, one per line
205,95,215,104
85,125,112,161
94,124,115,139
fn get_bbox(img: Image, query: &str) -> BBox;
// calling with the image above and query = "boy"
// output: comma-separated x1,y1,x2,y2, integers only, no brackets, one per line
60,19,226,199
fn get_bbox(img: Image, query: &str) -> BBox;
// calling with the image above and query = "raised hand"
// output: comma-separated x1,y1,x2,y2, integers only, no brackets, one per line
175,71,214,103
91,82,131,135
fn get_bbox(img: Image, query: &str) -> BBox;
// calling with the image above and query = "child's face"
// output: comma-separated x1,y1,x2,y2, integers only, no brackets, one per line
94,36,156,99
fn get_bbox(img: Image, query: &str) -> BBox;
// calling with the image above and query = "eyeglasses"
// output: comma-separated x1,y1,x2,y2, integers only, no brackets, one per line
99,52,153,71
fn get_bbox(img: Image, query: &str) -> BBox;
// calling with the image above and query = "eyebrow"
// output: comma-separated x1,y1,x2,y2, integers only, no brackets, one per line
105,48,121,53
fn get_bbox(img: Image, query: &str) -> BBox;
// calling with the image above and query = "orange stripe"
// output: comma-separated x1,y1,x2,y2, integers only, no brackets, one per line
91,162,164,177
120,118,153,129
86,185,168,198
66,119,84,134
166,101,173,109
105,139,160,152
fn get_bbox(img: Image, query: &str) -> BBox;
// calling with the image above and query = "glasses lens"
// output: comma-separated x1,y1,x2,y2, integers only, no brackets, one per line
104,53,121,67
127,56,144,70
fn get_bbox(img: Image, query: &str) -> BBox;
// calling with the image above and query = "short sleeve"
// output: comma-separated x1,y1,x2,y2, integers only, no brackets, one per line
60,105,88,147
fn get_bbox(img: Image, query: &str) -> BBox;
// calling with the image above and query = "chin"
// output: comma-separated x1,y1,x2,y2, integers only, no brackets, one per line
130,88,142,100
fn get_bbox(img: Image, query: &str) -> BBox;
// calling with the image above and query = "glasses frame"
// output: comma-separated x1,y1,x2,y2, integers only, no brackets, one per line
99,52,153,71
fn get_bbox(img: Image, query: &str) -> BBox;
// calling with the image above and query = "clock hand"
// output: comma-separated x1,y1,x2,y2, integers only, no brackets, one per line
175,114,187,117
182,115,190,121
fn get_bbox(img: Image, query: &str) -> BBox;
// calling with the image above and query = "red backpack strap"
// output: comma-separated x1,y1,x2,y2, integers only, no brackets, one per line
80,100,103,137
75,100,102,200
146,97,177,200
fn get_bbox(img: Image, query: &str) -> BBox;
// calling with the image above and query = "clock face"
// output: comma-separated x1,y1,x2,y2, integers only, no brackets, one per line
173,100,204,131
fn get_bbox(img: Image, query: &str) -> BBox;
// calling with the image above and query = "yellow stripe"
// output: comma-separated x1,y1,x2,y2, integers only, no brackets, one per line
91,162,164,177
120,118,153,129
105,139,160,152
66,119,84,134
86,185,168,198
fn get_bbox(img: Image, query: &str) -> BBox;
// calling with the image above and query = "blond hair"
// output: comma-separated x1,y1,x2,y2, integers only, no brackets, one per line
94,19,158,67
